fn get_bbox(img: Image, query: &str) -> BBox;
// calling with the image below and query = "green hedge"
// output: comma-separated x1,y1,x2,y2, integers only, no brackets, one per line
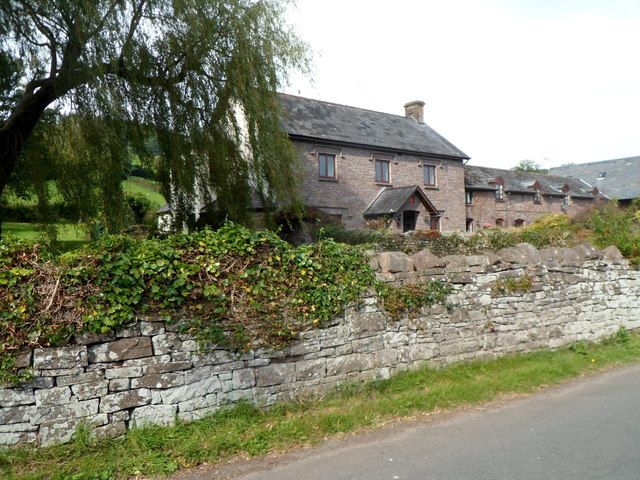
0,223,457,384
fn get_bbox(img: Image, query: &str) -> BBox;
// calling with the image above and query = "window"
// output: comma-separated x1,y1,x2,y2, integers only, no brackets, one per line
375,159,390,183
534,190,542,203
318,153,336,179
563,194,571,206
598,171,606,179
423,164,436,186
495,185,504,201
465,191,473,205
495,218,504,228
514,219,525,228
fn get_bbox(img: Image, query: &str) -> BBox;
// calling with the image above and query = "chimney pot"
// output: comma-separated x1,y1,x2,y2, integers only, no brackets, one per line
404,100,425,123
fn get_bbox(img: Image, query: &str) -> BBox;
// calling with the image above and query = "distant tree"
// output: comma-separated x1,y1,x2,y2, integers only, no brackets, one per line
0,0,308,233
511,159,548,174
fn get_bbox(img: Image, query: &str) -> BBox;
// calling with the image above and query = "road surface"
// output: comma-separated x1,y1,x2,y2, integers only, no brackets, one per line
218,364,640,480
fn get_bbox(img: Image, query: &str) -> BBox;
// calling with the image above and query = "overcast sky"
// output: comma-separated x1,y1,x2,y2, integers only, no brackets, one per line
284,0,640,169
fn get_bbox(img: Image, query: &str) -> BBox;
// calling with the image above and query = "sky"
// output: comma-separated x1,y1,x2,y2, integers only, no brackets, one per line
284,0,640,169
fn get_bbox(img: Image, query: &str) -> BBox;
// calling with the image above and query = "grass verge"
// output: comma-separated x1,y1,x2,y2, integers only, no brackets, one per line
2,330,640,480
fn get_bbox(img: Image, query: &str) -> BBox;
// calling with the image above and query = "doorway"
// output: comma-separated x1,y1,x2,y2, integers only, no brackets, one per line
402,210,418,232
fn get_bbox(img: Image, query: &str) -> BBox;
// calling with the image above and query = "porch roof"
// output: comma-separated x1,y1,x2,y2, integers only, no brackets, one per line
363,186,438,217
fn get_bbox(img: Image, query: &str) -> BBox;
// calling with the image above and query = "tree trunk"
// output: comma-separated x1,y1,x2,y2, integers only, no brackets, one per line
0,83,57,201
0,85,58,239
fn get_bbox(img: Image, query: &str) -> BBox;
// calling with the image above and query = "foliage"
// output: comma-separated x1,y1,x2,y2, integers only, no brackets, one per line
491,275,534,296
587,199,640,259
0,355,32,385
511,159,548,173
0,223,376,375
4,331,640,479
376,281,452,319
124,194,156,227
0,0,309,231
320,213,588,257
315,225,387,246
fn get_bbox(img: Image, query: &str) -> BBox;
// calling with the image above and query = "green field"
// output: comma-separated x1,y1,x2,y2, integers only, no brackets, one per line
3,176,165,209
2,222,89,252
2,222,86,241
122,177,166,207
1,176,164,250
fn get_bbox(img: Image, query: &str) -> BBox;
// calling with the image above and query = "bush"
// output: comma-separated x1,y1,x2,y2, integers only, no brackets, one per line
0,223,375,368
126,194,156,227
0,223,455,383
317,214,588,257
518,214,576,248
316,225,387,245
588,200,640,258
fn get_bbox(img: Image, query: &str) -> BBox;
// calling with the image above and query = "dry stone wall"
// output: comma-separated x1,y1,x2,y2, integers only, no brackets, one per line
1,243,639,448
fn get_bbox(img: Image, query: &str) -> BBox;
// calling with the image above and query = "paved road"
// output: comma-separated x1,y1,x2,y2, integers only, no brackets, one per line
230,365,640,480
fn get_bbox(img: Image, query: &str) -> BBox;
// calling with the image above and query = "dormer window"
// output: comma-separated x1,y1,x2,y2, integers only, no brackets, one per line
598,171,606,179
495,184,504,201
534,190,542,203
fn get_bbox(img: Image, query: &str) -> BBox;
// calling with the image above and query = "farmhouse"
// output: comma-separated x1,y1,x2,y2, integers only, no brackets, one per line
280,94,604,233
159,94,605,233
279,94,469,232
463,166,604,232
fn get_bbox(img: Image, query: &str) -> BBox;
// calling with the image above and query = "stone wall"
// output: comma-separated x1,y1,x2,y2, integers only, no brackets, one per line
1,243,639,448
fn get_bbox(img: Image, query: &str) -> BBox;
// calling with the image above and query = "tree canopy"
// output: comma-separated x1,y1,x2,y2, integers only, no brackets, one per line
511,159,548,174
0,0,308,232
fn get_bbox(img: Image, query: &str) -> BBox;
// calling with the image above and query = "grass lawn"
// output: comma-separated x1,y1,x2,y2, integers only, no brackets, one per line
1,330,639,480
122,176,166,207
3,176,165,209
2,222,89,252
2,222,86,241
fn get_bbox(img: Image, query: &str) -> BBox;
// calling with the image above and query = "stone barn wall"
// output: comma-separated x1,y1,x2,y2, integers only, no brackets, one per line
1,243,639,447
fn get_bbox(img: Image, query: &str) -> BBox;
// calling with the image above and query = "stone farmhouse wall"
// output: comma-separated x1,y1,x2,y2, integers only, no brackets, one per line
1,243,638,448
466,190,597,230
293,140,467,232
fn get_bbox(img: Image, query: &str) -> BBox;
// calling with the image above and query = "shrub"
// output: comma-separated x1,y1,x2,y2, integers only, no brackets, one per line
126,194,156,226
518,214,576,248
588,200,640,258
316,225,386,246
0,223,376,375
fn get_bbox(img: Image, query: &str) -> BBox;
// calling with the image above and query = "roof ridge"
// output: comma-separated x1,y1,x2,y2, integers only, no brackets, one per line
278,92,413,121
550,155,640,170
464,164,592,189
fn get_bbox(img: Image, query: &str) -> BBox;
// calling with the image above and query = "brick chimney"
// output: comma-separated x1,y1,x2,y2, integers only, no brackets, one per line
404,100,425,123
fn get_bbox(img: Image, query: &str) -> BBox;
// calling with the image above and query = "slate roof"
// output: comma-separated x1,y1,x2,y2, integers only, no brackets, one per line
364,186,438,217
279,93,469,160
549,156,640,201
464,165,599,199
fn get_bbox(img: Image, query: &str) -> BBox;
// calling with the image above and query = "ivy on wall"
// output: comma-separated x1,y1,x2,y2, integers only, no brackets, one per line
0,223,452,383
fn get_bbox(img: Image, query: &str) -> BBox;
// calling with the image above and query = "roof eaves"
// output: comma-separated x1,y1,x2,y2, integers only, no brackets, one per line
287,134,469,161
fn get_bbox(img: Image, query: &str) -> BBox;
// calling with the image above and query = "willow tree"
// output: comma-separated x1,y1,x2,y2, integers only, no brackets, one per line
0,0,307,231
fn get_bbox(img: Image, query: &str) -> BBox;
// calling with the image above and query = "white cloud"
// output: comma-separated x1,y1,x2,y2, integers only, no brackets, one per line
285,0,640,168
